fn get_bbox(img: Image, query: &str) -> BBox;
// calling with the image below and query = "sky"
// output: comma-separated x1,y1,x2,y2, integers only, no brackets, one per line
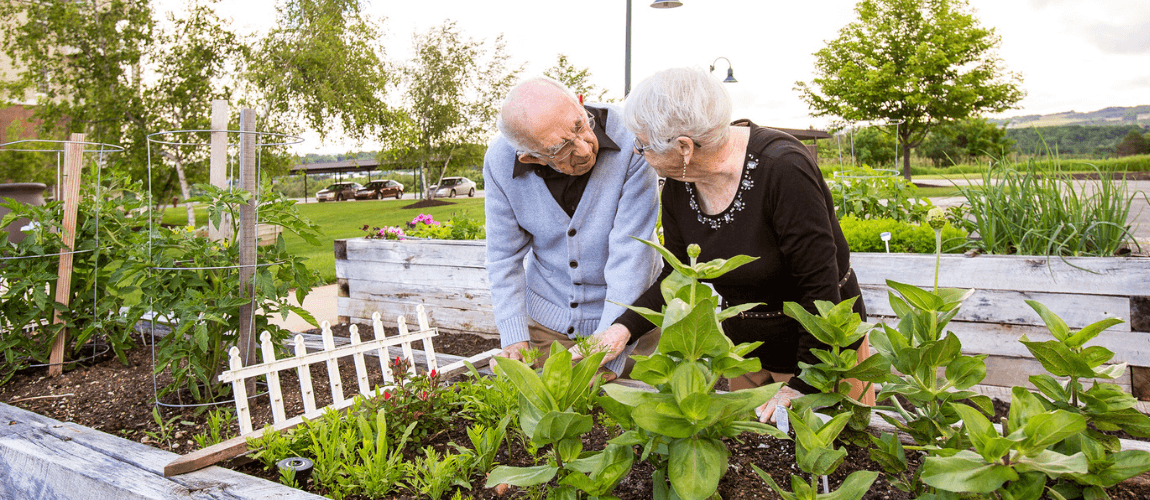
194,0,1150,154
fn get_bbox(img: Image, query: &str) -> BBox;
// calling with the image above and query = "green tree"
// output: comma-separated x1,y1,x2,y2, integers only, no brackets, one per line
143,0,244,225
1115,128,1149,157
796,0,1024,180
543,54,613,103
850,126,897,167
386,20,519,198
243,0,395,162
920,117,1013,166
0,0,153,166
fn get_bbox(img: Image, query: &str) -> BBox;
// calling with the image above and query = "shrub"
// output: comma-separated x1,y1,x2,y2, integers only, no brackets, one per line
839,215,967,254
828,166,933,222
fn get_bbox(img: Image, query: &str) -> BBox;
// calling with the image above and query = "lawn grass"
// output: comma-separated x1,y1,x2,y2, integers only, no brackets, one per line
162,197,486,283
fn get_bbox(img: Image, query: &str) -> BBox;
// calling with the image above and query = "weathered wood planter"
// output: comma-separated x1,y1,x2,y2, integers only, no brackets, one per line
335,238,1150,398
0,402,323,499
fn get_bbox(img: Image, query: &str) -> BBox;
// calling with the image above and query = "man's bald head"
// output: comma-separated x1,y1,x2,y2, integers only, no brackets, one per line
497,77,582,153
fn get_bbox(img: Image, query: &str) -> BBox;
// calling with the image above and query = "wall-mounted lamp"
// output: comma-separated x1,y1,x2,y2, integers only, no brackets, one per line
709,57,737,83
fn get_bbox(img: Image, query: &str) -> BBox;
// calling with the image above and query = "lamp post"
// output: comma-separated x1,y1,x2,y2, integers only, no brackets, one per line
626,0,683,96
709,57,738,83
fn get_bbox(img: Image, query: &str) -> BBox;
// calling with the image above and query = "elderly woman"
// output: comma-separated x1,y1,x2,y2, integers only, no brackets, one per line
586,67,866,423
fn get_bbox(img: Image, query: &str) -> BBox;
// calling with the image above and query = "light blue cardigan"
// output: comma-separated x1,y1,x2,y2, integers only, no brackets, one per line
483,103,660,373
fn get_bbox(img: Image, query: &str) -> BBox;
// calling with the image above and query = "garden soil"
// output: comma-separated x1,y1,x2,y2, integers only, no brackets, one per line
3,326,1150,500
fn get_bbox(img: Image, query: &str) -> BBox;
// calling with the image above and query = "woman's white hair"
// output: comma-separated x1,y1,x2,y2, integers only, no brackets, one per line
623,67,732,154
496,77,581,153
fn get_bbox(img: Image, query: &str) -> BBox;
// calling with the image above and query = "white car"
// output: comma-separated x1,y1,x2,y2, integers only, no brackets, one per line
431,177,476,198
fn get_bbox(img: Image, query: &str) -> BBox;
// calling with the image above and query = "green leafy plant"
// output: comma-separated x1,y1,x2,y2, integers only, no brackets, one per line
1019,301,1150,498
193,408,235,448
753,407,880,500
143,406,185,448
375,356,455,445
487,344,632,499
837,215,967,254
141,184,320,402
453,415,511,475
920,387,1089,498
410,446,474,499
0,171,150,383
601,241,789,500
455,363,520,430
784,297,889,440
828,165,934,222
404,211,485,240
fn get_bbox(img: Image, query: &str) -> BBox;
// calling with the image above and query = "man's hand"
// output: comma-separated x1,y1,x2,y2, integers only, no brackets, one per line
570,324,631,366
496,341,530,362
756,385,804,424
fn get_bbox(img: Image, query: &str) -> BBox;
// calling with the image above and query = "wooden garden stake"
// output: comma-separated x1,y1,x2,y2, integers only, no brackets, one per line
236,109,257,393
208,99,229,241
48,133,84,377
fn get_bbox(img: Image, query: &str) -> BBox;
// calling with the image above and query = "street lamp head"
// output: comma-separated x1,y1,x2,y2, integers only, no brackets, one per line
650,0,683,8
709,57,738,83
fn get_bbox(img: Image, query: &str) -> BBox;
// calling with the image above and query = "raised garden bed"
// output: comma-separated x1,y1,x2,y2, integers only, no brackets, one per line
335,238,1150,398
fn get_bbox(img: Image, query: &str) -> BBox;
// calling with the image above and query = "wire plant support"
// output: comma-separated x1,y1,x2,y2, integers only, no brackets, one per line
0,138,122,373
143,113,303,411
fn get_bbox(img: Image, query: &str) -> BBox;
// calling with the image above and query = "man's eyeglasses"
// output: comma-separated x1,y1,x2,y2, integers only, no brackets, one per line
633,136,701,157
518,111,595,163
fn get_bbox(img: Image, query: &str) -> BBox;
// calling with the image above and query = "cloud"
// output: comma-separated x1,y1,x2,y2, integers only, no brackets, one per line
1079,20,1150,54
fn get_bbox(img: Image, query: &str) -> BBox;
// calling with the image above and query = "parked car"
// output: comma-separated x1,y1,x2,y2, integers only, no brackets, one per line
316,182,363,202
355,179,404,200
431,177,477,198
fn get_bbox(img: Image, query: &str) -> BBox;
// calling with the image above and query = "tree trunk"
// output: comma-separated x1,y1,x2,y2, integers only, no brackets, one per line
171,149,196,227
421,160,430,200
432,152,454,200
901,135,913,181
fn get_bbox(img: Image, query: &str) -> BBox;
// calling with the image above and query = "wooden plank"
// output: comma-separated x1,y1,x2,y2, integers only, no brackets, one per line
236,109,258,388
208,99,228,241
871,315,1150,366
436,348,501,378
852,253,1150,296
48,132,85,376
295,332,478,369
341,238,487,267
0,404,324,498
338,296,498,335
337,259,490,289
347,279,493,306
859,285,1132,331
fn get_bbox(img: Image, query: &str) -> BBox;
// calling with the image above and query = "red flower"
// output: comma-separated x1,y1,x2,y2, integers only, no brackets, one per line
429,369,438,378
382,391,392,401
419,390,429,401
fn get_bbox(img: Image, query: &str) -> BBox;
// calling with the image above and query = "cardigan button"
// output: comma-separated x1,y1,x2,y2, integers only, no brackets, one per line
568,228,577,237
569,260,578,268
570,302,578,308
567,327,575,334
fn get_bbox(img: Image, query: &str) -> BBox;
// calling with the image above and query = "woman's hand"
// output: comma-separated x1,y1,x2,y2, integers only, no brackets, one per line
756,385,804,424
571,324,631,365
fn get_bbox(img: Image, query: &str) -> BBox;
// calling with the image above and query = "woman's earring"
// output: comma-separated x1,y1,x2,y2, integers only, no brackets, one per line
681,157,688,179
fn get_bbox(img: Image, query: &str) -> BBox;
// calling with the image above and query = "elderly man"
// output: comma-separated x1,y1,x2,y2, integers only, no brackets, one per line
483,77,660,378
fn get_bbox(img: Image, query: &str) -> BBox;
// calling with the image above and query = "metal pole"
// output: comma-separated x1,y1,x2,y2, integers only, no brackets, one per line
625,0,632,96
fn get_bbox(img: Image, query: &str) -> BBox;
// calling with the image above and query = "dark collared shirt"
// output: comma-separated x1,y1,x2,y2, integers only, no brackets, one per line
511,106,619,217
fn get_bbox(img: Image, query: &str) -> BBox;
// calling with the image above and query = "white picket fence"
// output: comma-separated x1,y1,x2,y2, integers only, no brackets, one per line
164,305,500,476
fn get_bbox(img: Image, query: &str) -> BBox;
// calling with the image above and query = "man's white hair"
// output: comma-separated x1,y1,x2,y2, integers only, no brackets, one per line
496,77,582,153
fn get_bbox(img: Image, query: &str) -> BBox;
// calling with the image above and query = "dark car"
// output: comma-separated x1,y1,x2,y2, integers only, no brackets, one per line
316,182,363,202
431,177,477,198
355,179,404,200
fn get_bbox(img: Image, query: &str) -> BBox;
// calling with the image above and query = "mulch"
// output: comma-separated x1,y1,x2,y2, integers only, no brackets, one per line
404,199,456,210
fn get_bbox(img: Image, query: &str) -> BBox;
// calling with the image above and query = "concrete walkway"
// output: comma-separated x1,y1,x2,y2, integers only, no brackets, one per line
266,283,340,333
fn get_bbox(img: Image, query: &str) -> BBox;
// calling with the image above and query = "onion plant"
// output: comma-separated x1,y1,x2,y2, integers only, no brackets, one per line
953,160,1138,257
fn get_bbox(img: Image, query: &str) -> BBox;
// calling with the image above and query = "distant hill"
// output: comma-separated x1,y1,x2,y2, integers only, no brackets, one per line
991,105,1150,128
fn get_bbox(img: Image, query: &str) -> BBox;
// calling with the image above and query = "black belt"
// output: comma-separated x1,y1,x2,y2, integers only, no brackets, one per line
727,267,854,320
